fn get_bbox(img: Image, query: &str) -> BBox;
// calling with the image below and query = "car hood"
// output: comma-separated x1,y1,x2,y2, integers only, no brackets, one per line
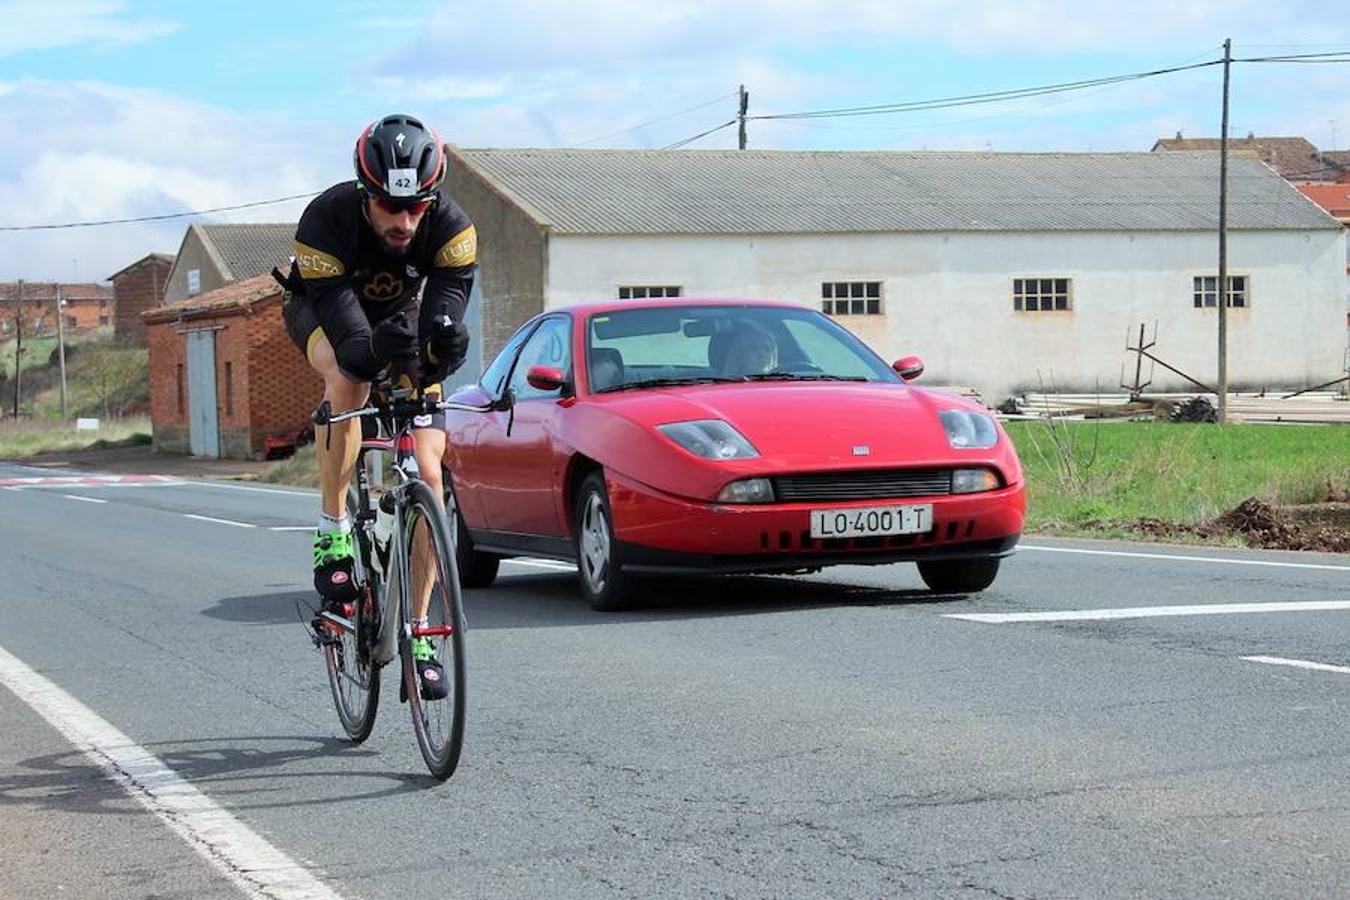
597,382,972,469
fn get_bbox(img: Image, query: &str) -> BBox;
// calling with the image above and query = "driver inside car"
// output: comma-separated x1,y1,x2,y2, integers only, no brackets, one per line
718,321,779,377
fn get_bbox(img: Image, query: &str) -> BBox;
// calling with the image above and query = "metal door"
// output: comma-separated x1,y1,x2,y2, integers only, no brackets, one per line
186,330,219,457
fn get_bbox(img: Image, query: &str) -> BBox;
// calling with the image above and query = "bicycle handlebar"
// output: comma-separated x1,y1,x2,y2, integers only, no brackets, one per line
313,392,497,427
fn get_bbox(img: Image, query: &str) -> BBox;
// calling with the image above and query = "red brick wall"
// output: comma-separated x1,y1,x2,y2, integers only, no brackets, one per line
113,259,171,346
147,294,323,458
244,295,323,455
146,316,189,453
63,297,112,331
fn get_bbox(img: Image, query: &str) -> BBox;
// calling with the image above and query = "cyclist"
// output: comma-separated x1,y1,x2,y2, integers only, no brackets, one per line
278,113,474,697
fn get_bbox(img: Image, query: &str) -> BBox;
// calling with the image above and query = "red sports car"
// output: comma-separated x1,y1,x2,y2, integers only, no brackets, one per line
441,299,1025,610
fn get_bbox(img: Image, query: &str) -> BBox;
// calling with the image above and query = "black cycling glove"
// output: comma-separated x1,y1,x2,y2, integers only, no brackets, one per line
371,311,419,363
422,319,470,385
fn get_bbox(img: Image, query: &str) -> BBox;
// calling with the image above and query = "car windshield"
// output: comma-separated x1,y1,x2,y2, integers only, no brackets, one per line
585,304,897,393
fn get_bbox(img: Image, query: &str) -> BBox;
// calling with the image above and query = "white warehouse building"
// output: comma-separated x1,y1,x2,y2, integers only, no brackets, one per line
445,148,1346,404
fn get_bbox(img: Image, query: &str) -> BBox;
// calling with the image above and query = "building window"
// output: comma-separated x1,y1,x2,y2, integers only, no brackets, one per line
1192,275,1247,308
618,285,682,300
1013,278,1072,312
176,364,185,415
224,361,233,416
98,315,110,326
822,281,882,315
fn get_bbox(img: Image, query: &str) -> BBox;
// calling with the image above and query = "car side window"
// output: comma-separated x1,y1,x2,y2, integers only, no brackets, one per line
479,322,538,399
508,316,572,401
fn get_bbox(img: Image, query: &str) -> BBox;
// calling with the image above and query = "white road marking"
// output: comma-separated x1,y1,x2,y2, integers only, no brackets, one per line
0,644,344,900
186,481,315,497
948,600,1350,624
1242,655,1350,676
183,514,255,529
501,558,576,572
0,474,181,488
1020,543,1349,573
62,494,107,504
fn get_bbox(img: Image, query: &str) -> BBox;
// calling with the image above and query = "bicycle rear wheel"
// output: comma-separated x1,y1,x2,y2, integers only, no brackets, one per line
398,479,467,780
322,487,380,742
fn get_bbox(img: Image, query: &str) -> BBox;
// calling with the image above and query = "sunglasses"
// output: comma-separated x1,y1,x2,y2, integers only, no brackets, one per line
373,195,434,216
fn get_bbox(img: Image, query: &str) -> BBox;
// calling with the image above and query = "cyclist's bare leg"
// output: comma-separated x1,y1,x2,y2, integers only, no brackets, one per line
307,333,370,519
410,426,447,620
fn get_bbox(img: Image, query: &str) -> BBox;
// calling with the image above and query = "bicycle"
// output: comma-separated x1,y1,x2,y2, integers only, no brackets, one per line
309,385,492,780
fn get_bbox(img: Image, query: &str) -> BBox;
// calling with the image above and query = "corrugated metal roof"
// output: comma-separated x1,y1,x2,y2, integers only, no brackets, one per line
451,149,1339,235
199,223,294,279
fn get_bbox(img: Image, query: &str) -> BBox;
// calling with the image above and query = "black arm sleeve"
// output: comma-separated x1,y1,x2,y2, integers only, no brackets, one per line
418,267,474,335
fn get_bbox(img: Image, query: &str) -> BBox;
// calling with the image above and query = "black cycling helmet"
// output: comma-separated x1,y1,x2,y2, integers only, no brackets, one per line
353,114,446,204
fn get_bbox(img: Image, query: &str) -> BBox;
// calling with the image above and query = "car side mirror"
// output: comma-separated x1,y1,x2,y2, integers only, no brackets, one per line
525,365,567,392
491,387,516,412
892,355,924,381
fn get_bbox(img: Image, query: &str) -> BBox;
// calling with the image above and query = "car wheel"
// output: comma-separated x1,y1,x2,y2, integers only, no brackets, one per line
443,478,500,589
916,557,1000,593
574,471,633,611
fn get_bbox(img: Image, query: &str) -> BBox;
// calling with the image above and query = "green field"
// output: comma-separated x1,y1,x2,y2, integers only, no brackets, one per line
0,416,151,458
1005,419,1349,535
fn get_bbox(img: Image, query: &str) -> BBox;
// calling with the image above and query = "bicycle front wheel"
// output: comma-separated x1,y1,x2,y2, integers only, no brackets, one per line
323,486,380,742
398,479,467,780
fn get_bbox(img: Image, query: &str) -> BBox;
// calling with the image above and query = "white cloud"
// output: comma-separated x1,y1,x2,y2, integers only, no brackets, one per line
373,75,512,102
0,1,179,57
0,80,346,281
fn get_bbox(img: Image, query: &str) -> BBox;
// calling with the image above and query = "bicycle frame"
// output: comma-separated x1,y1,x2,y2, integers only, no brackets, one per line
315,390,492,667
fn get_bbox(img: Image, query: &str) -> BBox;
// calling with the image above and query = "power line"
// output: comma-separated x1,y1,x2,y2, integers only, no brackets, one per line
0,192,319,232
749,59,1224,122
569,92,738,147
662,119,738,150
1234,50,1350,63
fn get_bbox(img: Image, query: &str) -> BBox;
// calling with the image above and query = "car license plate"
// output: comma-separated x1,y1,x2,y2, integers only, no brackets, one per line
809,504,933,539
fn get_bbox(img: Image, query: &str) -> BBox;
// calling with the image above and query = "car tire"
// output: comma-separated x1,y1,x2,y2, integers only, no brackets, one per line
916,557,1000,593
443,478,500,589
574,471,634,611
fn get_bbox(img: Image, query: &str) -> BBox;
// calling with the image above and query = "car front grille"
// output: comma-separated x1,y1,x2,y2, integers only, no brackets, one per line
773,468,953,502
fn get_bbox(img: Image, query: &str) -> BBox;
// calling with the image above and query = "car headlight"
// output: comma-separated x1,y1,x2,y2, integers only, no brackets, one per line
952,468,1001,494
939,410,998,449
717,477,776,503
657,420,760,459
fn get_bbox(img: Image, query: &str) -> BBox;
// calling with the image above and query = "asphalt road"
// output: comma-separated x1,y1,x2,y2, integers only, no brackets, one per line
2,461,1348,899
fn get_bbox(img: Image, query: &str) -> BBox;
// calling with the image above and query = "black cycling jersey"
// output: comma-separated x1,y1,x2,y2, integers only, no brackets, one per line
291,181,476,379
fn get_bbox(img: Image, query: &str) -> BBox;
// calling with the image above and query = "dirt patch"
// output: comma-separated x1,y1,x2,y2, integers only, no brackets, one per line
1114,497,1350,553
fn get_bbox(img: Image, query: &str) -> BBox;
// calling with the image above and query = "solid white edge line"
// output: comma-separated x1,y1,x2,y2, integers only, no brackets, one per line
61,494,107,504
0,644,343,900
1241,655,1350,675
183,514,255,529
946,600,1350,624
1019,543,1349,572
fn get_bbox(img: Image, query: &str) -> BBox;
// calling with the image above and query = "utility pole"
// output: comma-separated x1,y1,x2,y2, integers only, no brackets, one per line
12,279,23,418
1217,37,1232,424
55,283,68,419
738,85,749,150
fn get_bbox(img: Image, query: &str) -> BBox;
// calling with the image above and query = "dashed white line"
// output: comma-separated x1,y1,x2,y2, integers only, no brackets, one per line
1241,655,1350,676
185,481,315,497
1020,544,1349,572
183,514,255,528
947,600,1350,624
0,644,344,900
501,558,576,572
62,494,107,504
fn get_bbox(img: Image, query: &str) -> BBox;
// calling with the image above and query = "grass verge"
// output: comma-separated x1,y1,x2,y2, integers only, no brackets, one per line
0,416,152,458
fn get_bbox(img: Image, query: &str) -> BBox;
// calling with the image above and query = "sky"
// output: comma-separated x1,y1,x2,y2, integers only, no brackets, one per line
1,0,1347,282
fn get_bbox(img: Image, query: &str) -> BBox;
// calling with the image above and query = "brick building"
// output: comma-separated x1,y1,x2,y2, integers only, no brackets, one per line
1,281,114,337
143,274,320,458
164,223,293,303
109,253,173,345
1152,134,1350,183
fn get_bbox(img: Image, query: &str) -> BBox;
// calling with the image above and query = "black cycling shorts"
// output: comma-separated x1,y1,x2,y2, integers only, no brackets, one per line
282,291,446,431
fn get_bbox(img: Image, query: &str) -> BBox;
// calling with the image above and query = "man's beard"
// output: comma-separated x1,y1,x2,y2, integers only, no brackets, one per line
380,229,413,256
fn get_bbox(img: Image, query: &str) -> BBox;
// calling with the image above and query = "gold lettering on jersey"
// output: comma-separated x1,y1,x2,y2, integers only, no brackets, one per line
434,225,477,268
294,241,345,279
362,272,404,302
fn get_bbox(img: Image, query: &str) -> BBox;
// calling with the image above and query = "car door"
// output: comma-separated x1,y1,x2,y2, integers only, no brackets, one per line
475,315,573,538
450,320,538,531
